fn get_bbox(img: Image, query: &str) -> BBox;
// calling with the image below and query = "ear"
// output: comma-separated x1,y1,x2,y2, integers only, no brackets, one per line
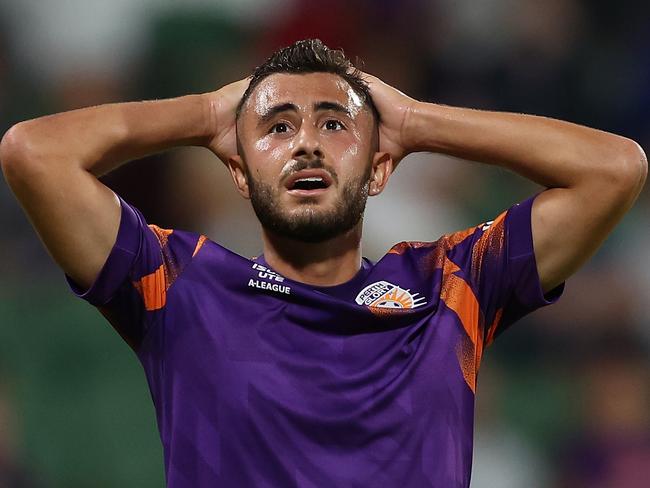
227,154,250,199
368,151,394,196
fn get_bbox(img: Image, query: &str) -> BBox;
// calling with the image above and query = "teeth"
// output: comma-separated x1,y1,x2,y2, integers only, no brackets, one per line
296,177,323,182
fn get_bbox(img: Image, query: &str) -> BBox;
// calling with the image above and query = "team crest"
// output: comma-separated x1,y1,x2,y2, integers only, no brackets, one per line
355,281,427,309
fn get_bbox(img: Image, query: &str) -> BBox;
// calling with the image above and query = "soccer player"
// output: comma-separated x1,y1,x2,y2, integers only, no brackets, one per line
0,39,646,487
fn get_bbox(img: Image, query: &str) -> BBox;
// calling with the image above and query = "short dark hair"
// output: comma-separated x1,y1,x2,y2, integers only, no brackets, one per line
236,39,379,122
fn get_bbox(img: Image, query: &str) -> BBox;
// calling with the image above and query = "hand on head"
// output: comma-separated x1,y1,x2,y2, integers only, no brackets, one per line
206,73,419,169
361,72,419,167
205,77,251,163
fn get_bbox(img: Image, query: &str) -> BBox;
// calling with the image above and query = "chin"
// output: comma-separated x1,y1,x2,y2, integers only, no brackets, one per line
283,196,338,216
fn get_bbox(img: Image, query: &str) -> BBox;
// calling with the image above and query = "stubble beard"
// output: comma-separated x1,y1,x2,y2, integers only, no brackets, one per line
246,165,372,243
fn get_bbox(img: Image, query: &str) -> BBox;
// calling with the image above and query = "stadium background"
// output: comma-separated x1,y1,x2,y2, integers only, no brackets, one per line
0,0,649,486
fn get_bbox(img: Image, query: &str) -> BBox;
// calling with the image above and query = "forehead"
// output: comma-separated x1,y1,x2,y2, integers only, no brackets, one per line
243,72,366,117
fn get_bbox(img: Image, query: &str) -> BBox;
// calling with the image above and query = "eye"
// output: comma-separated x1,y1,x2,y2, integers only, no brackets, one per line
269,122,290,134
324,119,345,131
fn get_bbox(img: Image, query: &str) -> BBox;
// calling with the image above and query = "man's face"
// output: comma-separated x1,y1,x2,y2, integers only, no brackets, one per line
232,72,380,243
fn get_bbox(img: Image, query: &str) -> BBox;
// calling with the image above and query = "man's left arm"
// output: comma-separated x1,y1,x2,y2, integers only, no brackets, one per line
365,74,648,293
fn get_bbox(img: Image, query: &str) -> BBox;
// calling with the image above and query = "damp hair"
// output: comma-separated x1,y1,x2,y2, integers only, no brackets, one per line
236,39,379,122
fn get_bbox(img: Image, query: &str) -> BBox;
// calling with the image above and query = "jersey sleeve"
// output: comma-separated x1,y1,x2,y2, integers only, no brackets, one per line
444,192,564,347
64,194,202,351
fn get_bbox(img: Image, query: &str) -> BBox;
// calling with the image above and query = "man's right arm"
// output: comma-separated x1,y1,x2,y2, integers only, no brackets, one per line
0,80,246,290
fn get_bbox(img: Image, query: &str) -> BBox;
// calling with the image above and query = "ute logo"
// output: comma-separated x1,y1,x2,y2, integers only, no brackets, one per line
355,281,426,309
248,262,291,295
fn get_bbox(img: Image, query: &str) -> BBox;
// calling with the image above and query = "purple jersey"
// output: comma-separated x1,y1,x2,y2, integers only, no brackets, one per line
66,193,562,487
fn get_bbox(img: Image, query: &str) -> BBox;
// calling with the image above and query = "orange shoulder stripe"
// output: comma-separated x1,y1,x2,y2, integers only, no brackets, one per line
132,264,167,312
148,225,173,247
441,259,484,393
485,308,503,347
192,235,207,257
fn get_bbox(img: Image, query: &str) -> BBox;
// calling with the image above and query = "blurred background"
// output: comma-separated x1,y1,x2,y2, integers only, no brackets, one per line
0,0,649,486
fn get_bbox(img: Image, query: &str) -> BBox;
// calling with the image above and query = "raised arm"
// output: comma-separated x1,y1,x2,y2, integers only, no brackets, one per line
365,73,647,293
0,79,248,290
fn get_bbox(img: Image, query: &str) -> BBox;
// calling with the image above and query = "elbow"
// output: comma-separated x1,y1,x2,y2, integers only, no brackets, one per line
0,122,48,185
606,138,647,202
621,139,647,194
1,123,31,178
632,140,648,191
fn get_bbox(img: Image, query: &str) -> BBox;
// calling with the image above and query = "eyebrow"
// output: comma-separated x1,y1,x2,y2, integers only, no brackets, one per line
313,101,351,117
258,103,298,126
257,101,352,126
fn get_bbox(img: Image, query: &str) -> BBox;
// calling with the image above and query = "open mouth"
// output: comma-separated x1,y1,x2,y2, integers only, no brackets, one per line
285,169,333,194
291,177,328,191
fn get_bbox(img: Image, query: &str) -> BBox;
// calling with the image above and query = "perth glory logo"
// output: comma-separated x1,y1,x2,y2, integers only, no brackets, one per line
355,281,427,309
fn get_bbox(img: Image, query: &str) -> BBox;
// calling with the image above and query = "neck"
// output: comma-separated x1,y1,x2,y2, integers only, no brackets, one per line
261,223,363,286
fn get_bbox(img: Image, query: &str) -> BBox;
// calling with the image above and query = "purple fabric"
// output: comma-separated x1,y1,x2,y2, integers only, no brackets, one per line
65,193,563,487
507,196,564,309
65,196,141,306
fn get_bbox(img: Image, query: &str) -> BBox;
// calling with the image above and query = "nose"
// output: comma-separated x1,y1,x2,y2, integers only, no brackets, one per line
292,123,323,160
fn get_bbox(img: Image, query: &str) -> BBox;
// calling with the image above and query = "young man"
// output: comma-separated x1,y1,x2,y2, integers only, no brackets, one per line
1,39,646,487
